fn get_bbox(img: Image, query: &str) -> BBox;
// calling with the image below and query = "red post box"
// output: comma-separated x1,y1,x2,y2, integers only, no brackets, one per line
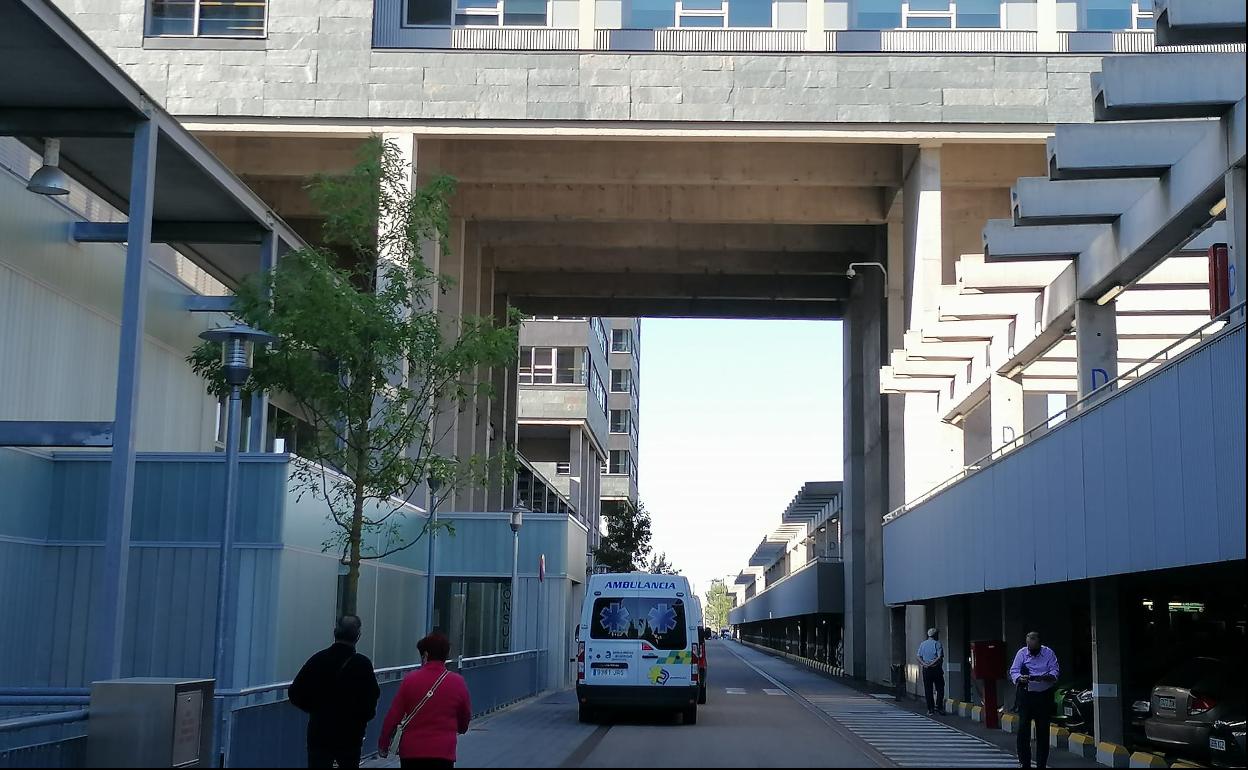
971,640,1007,729
1209,244,1231,317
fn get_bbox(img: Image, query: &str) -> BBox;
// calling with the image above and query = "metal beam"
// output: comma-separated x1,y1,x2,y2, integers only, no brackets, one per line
72,221,269,245
1012,177,1153,226
1093,54,1246,121
0,421,113,447
510,296,844,319
96,116,157,682
1047,120,1213,180
498,272,851,301
184,295,237,312
0,109,140,137
1155,0,1247,45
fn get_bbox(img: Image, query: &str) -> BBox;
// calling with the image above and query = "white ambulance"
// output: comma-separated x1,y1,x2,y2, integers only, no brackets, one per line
575,572,703,724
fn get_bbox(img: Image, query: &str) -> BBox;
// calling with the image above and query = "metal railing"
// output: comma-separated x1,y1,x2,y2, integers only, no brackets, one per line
883,303,1246,524
1057,30,1245,53
596,28,804,52
830,28,1038,52
0,710,88,769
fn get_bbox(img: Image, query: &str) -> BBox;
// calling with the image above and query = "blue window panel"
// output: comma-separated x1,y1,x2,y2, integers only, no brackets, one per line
408,0,453,25
1085,0,1132,30
505,0,548,25
459,0,499,8
956,0,1001,28
908,15,952,27
681,15,726,25
628,0,677,27
857,0,901,29
908,0,949,9
1148,367,1188,569
456,13,499,23
682,0,723,10
728,0,772,26
1175,345,1219,565
148,0,195,35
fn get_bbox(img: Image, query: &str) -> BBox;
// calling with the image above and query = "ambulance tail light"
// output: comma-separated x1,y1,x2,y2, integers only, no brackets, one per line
691,643,701,682
577,641,585,682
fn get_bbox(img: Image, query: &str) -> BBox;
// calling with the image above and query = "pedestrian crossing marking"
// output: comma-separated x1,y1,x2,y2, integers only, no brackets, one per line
725,687,746,695
762,688,784,696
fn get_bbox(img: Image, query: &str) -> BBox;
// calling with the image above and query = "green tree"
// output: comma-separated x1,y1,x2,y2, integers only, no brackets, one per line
704,579,734,631
593,499,654,572
190,137,519,616
645,551,679,575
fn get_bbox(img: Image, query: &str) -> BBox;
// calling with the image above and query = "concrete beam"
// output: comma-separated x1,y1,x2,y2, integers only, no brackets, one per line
957,258,1068,291
478,221,878,252
984,219,1111,261
497,271,851,300
1093,54,1246,121
509,296,845,319
1012,177,1153,226
939,144,1047,189
456,183,890,224
436,140,905,188
916,316,1012,341
937,290,1041,320
490,246,862,275
1155,0,1247,45
880,367,953,395
1046,120,1214,180
889,352,971,378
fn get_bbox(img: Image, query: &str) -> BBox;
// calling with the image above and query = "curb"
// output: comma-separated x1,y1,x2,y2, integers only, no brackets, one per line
1069,732,1097,759
1128,751,1168,768
1001,711,1020,733
971,705,984,723
1051,725,1071,750
1098,741,1131,768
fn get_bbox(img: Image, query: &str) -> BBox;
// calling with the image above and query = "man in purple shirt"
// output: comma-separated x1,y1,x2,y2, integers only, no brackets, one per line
1010,631,1060,769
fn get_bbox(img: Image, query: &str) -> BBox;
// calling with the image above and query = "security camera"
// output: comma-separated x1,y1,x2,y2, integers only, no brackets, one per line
846,266,857,279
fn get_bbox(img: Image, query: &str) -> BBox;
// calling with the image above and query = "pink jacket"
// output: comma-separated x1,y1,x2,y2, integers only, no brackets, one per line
378,662,472,761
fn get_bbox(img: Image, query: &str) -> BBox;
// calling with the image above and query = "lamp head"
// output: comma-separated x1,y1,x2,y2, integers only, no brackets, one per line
846,265,857,279
510,502,528,533
199,324,275,387
27,139,70,196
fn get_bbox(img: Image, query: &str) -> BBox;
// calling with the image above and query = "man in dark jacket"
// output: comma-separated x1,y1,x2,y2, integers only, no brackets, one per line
289,615,381,769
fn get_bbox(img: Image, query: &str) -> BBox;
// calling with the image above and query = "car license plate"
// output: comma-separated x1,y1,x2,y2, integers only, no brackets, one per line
1064,706,1074,717
1210,738,1227,752
591,663,627,678
1159,696,1176,711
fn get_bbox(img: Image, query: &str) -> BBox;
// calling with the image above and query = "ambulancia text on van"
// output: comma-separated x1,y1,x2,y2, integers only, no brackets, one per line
576,573,702,725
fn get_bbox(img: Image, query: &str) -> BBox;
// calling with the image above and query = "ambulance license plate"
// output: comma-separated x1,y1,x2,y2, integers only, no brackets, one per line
591,663,627,678
1210,738,1226,752
1158,696,1175,711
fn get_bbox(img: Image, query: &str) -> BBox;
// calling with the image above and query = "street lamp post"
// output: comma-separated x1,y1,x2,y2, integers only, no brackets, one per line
199,324,273,697
509,504,527,651
424,476,442,635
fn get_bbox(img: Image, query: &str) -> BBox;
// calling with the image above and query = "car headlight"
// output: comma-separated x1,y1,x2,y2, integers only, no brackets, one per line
1076,691,1094,704
1131,700,1151,714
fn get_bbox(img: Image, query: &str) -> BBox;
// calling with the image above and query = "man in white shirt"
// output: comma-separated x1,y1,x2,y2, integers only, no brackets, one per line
916,627,945,716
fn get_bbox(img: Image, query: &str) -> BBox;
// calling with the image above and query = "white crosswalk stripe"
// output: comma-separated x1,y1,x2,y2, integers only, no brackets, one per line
725,687,747,695
808,696,1020,768
762,688,785,696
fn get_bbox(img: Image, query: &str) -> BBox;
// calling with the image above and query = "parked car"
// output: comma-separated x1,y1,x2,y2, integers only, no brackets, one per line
1208,718,1246,768
1146,657,1246,761
1054,684,1151,738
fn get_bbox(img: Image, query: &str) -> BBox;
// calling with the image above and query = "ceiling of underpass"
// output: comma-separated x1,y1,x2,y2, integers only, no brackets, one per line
195,133,1032,319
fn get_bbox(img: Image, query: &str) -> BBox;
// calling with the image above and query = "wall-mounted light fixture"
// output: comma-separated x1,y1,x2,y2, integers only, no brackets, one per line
846,262,889,298
1209,198,1227,217
1096,284,1125,306
27,139,70,196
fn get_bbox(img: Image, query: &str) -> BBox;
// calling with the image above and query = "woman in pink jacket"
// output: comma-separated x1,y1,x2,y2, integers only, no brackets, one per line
378,633,472,769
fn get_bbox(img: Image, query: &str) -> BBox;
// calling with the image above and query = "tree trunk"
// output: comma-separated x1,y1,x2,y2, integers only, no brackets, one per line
343,434,368,618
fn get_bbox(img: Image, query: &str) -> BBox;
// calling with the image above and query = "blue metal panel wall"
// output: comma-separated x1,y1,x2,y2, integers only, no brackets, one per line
0,449,54,540
884,326,1246,604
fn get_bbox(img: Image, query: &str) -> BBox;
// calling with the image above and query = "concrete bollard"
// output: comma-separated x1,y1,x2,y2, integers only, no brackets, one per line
958,701,973,718
1068,732,1096,758
1000,712,1019,733
944,698,957,714
1097,741,1131,768
1050,725,1070,750
1128,751,1167,768
971,706,984,723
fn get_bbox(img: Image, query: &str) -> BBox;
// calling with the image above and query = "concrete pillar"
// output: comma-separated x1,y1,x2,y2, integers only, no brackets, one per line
472,246,496,512
989,373,1025,451
804,0,826,51
890,606,908,692
1075,298,1118,401
1091,577,1125,746
1226,167,1246,316
939,596,970,702
569,427,585,516
453,227,483,511
903,145,943,326
904,393,963,499
842,260,890,683
577,0,594,49
1036,0,1059,52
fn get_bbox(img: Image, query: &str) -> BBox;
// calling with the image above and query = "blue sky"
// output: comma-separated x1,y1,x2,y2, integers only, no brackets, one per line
636,319,844,597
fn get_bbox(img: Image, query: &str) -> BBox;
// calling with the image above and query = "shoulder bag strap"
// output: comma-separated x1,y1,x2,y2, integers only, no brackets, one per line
389,669,451,755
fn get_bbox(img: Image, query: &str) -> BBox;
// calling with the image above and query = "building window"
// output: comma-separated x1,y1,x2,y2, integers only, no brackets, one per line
591,319,609,357
610,368,631,393
406,0,549,27
623,0,776,28
610,409,631,434
147,0,267,37
854,0,1003,30
609,450,631,475
589,366,608,416
1082,0,1153,30
433,578,512,657
519,347,583,385
611,328,633,353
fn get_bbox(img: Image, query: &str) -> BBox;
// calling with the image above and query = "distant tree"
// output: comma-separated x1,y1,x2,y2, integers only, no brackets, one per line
704,579,733,630
594,499,654,572
645,551,679,575
190,137,519,616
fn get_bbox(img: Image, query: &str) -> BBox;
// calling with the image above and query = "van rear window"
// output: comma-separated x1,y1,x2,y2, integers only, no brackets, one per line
590,597,688,650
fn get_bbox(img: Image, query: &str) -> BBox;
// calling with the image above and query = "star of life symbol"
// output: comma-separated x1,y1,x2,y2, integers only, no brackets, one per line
599,602,631,636
647,603,678,635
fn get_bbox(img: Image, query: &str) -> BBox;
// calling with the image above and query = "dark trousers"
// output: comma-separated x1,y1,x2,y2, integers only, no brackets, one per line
400,760,454,770
922,666,945,713
307,744,361,769
1017,689,1053,769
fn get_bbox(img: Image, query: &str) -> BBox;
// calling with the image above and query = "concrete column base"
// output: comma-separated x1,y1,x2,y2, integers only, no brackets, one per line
971,705,983,722
1000,712,1019,733
1097,741,1130,768
1050,725,1070,749
1127,751,1167,768
1068,732,1096,758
